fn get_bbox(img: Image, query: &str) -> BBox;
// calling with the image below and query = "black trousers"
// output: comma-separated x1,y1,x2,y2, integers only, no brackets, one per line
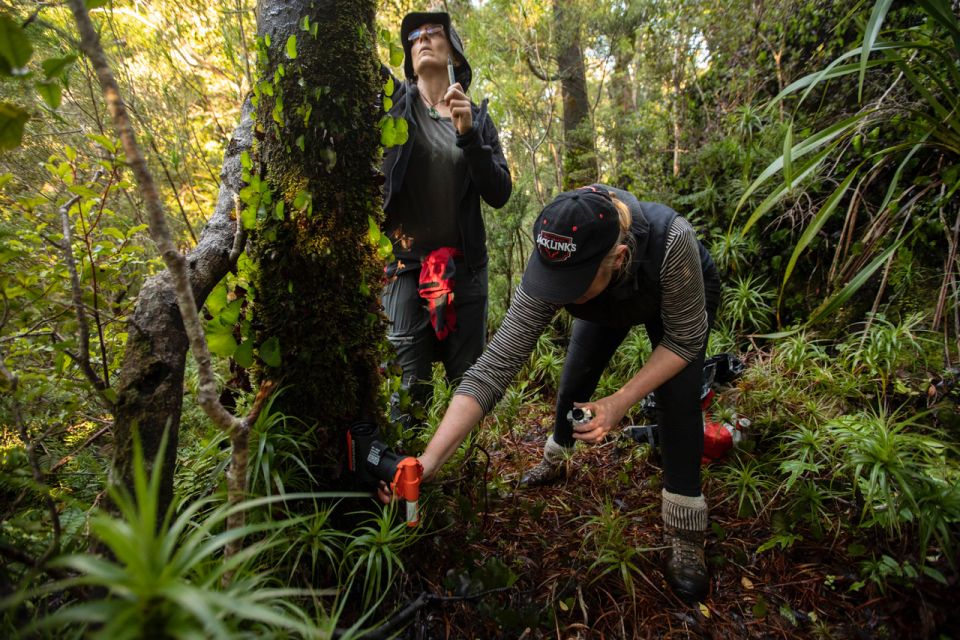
553,278,720,498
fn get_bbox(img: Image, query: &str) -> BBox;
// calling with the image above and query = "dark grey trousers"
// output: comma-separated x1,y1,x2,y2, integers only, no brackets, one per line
383,264,488,421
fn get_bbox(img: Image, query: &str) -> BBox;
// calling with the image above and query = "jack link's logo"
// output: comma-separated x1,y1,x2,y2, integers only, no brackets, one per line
537,231,577,262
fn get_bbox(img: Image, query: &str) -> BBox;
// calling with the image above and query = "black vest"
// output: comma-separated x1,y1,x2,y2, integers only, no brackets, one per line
565,186,712,328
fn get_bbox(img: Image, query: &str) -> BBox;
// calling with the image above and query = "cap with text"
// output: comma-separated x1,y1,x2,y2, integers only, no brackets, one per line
521,186,621,305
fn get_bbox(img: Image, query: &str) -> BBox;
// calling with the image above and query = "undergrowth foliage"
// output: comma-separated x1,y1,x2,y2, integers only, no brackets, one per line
726,313,960,593
0,397,424,638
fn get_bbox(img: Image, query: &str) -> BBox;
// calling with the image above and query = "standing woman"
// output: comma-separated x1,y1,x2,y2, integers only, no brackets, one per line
381,11,512,428
384,186,721,603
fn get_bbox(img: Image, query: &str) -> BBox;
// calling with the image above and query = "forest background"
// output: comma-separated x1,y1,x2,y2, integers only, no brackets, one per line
0,0,958,637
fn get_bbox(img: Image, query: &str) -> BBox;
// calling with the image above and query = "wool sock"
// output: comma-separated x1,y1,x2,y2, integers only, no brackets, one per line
661,489,708,531
543,434,571,465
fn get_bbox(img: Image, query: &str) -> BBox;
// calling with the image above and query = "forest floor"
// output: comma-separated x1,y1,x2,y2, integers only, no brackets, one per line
390,403,959,639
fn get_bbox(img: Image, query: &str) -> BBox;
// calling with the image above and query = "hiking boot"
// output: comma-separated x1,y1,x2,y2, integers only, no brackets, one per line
661,489,709,603
519,435,571,488
663,525,708,603
519,458,566,487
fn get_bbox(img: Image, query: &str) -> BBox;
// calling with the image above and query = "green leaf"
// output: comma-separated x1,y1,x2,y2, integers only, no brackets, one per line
86,0,110,8
0,173,12,190
752,597,768,618
86,133,117,153
0,15,33,73
42,54,77,80
859,0,893,103
393,117,408,145
778,605,797,626
922,565,948,585
740,145,834,235
285,35,297,59
384,75,394,97
36,80,62,110
274,200,284,220
367,215,381,243
380,116,408,148
735,113,862,216
293,190,310,210
320,148,336,170
207,331,238,358
101,227,125,241
219,299,242,326
916,0,960,50
241,205,257,229
877,141,925,216
205,283,229,315
259,336,281,368
380,117,396,146
240,151,252,170
0,102,29,151
233,340,254,368
777,46,893,105
782,120,793,189
389,42,404,67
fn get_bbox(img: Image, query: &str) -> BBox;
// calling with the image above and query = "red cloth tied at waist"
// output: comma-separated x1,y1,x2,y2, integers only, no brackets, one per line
418,247,462,341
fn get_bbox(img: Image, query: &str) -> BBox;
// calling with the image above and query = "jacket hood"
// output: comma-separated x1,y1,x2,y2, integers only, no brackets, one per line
400,11,473,91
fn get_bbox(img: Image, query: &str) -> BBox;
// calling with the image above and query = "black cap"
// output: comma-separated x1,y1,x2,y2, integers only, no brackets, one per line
400,11,472,90
521,187,621,304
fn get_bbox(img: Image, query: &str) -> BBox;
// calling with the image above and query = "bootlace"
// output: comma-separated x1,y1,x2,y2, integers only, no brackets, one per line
668,530,705,568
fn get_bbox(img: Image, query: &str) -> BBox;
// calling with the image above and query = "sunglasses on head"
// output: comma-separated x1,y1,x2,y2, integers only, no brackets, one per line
407,24,445,41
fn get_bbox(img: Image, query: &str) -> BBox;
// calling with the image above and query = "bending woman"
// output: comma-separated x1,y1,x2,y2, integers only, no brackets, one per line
387,185,720,603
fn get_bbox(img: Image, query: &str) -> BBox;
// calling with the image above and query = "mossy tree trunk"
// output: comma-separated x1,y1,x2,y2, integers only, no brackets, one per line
249,0,385,470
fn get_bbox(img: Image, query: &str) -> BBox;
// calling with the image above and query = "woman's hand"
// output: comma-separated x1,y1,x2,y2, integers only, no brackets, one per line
444,82,473,135
571,395,629,444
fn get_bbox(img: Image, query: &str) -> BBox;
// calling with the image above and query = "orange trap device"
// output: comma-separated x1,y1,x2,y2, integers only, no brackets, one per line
347,422,423,526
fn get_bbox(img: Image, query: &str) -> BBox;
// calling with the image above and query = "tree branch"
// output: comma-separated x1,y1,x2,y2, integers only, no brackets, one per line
59,190,114,406
525,48,561,82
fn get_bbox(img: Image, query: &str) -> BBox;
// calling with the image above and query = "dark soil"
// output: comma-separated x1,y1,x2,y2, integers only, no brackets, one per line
392,404,959,639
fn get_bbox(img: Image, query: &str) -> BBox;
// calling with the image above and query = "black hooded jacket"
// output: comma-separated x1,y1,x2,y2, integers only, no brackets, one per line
381,13,512,273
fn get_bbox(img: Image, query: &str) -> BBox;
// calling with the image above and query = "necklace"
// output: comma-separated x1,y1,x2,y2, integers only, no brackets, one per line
421,92,443,120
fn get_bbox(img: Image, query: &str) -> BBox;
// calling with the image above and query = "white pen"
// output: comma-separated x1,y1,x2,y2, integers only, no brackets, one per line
447,55,456,87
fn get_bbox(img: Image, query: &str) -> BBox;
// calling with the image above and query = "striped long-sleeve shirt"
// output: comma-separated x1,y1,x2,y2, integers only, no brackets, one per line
457,216,707,414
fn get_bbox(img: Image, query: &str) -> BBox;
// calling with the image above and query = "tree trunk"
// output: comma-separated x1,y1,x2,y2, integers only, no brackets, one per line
110,0,384,507
110,101,253,514
250,0,384,471
554,0,597,190
607,23,638,190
